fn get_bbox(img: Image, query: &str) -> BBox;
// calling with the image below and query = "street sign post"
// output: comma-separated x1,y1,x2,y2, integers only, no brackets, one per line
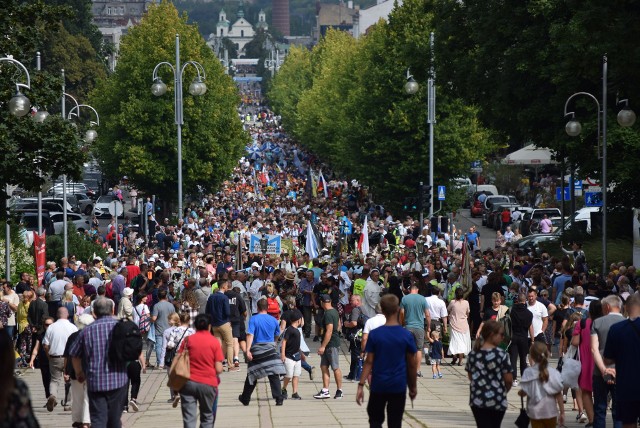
438,186,446,201
556,187,571,201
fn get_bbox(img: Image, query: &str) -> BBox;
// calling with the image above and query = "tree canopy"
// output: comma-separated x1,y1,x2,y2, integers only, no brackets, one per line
90,1,248,209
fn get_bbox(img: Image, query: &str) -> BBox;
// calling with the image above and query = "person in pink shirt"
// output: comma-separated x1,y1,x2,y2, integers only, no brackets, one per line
539,214,553,234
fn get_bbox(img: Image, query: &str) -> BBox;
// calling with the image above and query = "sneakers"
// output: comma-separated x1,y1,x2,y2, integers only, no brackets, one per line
129,399,139,412
313,389,330,399
63,406,72,411
228,367,241,372
512,379,520,387
343,376,355,382
563,394,567,403
46,395,57,412
334,389,344,399
433,374,437,379
172,396,180,408
233,358,240,368
291,393,302,400
309,366,315,381
438,373,443,379
313,336,320,342
275,399,284,406
417,371,423,378
281,388,288,399
578,412,588,423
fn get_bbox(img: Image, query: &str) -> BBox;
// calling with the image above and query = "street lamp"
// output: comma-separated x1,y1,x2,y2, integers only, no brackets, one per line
563,55,636,275
405,32,436,223
1,55,32,280
151,34,207,219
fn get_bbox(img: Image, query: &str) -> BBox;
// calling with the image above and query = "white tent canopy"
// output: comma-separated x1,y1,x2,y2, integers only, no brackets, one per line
503,144,558,165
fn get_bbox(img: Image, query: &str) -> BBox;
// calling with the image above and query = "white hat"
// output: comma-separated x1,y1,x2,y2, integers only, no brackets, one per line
75,261,82,267
123,288,134,297
107,248,115,253
251,262,261,269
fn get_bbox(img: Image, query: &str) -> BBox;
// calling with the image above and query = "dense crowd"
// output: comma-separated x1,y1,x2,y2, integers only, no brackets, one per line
1,102,640,428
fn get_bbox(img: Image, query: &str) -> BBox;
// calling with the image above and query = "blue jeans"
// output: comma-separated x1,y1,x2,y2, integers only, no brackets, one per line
5,325,15,341
593,374,622,428
155,333,164,367
88,385,127,428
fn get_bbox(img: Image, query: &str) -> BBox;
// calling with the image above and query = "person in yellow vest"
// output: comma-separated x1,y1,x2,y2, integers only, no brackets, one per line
352,267,366,297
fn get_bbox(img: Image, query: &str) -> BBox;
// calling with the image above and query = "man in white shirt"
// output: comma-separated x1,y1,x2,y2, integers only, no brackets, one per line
330,261,351,307
359,305,387,361
526,288,548,342
248,269,267,315
49,271,68,303
426,287,448,334
43,306,78,412
402,252,423,275
361,270,383,319
2,282,20,338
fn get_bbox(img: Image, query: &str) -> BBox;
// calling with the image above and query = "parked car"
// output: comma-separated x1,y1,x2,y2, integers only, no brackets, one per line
513,232,561,254
54,192,94,215
12,200,65,213
49,212,90,234
14,209,55,245
521,208,563,236
94,195,124,218
47,182,88,196
481,195,511,225
487,203,521,230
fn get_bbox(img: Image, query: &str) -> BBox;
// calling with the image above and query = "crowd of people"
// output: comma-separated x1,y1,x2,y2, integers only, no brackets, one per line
1,100,640,428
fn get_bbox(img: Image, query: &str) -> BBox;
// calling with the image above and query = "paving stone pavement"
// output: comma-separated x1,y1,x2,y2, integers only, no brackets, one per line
21,338,589,428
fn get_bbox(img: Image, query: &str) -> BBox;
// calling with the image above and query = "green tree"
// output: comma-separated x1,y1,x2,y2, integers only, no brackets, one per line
90,1,248,210
0,0,86,205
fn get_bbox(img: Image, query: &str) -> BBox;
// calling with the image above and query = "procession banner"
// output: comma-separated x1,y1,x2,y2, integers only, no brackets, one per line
33,232,46,286
249,234,282,255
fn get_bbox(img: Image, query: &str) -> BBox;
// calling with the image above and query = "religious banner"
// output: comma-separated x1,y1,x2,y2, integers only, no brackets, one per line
33,232,46,286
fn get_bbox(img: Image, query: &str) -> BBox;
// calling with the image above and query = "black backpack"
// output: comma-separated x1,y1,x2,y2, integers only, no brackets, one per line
109,319,143,363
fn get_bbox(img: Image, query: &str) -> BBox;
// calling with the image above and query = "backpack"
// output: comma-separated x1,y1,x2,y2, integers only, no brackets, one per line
135,305,151,334
357,311,369,329
105,281,114,299
267,297,281,320
109,319,143,363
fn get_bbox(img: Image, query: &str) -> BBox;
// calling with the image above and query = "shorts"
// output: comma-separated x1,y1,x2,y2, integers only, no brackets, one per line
407,327,425,349
617,400,640,424
320,347,340,370
284,358,302,378
430,359,441,366
231,322,241,338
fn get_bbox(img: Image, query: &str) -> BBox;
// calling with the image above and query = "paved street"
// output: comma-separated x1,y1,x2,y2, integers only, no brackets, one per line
21,335,588,428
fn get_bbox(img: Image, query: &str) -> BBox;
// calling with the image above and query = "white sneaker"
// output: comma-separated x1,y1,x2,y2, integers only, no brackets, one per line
129,399,139,412
579,412,588,423
512,379,520,387
313,389,330,399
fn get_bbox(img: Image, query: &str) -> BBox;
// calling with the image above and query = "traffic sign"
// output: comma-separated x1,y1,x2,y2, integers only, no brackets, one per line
555,187,570,201
585,192,603,207
471,167,483,173
588,186,602,192
471,160,482,168
573,179,582,190
108,200,123,217
438,186,446,201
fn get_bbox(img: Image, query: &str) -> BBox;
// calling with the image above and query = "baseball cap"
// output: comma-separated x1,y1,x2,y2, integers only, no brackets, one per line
320,294,332,303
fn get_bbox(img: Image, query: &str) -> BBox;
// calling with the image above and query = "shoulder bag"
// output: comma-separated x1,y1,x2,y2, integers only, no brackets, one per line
167,336,191,392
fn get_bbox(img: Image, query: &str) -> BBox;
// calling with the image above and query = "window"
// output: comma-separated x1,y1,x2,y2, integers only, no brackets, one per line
241,30,244,37
220,28,224,36
107,7,111,15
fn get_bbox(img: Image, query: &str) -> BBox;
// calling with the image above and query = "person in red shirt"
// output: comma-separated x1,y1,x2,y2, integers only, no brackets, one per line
500,208,511,234
178,314,224,427
125,256,141,288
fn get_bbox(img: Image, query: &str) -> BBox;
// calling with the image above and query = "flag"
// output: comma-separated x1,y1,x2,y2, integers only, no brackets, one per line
358,216,370,255
310,168,317,198
318,170,328,199
305,221,319,258
261,165,270,185
461,237,472,292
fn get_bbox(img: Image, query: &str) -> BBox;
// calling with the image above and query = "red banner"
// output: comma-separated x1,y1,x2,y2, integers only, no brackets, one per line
33,232,46,287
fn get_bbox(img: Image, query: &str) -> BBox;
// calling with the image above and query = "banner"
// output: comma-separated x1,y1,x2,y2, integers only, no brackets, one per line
33,232,46,286
249,234,282,255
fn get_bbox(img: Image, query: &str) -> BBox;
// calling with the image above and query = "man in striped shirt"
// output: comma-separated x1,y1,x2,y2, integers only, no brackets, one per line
71,298,128,428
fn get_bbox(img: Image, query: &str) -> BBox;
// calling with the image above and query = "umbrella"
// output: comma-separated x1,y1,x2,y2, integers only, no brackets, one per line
271,146,283,155
261,141,275,152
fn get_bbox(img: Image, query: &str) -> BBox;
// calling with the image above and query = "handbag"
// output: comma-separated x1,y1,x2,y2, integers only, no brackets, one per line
561,344,581,389
514,396,530,428
135,306,151,334
167,336,191,392
165,328,189,366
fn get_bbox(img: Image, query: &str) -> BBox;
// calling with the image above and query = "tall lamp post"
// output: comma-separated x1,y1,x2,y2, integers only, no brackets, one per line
151,34,207,219
260,233,268,265
405,32,436,220
563,55,636,275
1,55,32,280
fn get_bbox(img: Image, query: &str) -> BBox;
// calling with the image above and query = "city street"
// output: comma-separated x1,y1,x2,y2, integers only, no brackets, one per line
21,336,586,428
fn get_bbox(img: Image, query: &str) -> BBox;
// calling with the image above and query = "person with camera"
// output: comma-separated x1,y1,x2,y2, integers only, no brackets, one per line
344,294,365,382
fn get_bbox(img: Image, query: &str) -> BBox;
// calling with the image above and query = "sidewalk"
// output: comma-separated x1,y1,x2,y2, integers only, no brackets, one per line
22,338,588,428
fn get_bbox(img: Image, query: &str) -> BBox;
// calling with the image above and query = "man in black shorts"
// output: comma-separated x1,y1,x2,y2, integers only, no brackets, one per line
226,286,248,366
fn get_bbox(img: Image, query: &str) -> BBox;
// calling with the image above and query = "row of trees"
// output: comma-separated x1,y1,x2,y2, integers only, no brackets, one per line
269,0,640,209
89,1,248,208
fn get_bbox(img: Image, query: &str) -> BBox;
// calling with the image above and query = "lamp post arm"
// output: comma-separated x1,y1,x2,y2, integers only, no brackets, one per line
0,56,31,91
68,104,100,126
181,61,207,81
152,62,176,81
563,92,602,158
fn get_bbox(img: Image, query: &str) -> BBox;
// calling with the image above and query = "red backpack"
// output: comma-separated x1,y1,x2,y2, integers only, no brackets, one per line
105,281,114,299
266,297,280,320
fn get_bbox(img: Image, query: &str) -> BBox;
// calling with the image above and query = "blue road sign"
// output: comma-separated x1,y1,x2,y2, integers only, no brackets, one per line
438,185,446,201
574,179,582,190
556,187,571,201
471,160,481,168
585,192,603,207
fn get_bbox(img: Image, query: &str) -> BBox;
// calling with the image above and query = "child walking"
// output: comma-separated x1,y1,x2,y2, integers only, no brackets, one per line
519,342,565,428
281,314,303,400
428,331,443,379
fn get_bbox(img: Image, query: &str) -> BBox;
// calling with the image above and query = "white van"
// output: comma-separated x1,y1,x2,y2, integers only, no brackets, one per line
474,184,499,196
